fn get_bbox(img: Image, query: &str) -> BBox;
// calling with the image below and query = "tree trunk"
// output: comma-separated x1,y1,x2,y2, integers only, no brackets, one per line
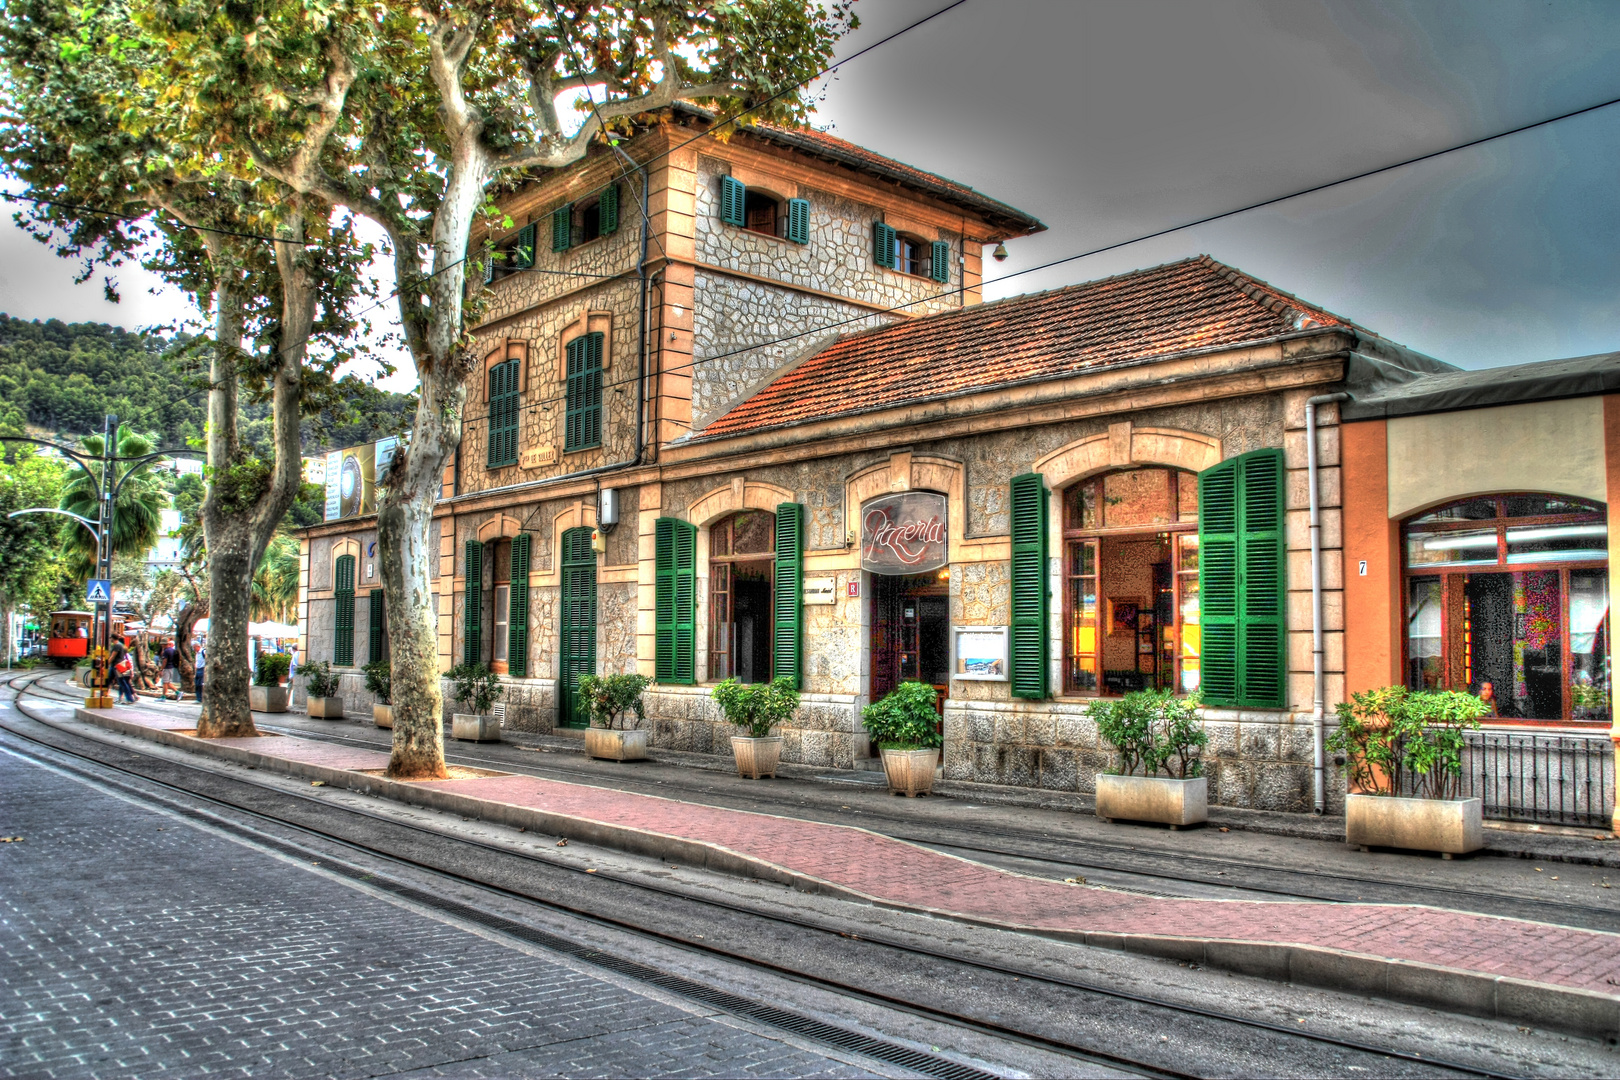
0,601,12,665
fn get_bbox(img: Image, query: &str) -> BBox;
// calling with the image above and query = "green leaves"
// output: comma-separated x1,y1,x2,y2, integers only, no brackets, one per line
447,660,504,715
713,675,800,739
1328,686,1488,799
860,681,940,750
576,672,649,730
1092,690,1208,779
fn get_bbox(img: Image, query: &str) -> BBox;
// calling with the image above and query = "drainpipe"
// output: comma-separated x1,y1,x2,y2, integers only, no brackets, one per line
1307,392,1350,815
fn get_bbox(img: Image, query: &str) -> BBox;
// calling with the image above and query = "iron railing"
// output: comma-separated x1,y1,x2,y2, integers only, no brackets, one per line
1398,730,1614,827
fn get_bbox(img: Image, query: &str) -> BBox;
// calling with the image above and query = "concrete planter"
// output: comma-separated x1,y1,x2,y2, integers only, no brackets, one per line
731,735,782,779
307,696,345,719
880,747,939,797
1347,793,1483,857
248,685,290,713
587,727,649,762
1095,774,1208,828
452,713,502,743
373,703,393,728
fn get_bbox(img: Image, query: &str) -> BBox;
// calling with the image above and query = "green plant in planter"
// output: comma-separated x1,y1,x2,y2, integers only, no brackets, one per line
448,661,503,715
304,661,342,700
1401,690,1488,800
254,652,291,688
1092,690,1207,778
1328,685,1488,799
861,681,941,750
712,676,800,739
1326,685,1407,795
362,659,391,705
577,673,650,730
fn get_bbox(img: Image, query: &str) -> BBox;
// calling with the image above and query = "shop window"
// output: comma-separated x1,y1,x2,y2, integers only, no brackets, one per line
708,510,775,683
1403,494,1610,723
1062,468,1201,695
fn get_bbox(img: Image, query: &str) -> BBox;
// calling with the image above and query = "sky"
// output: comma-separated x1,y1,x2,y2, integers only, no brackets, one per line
3,0,1618,385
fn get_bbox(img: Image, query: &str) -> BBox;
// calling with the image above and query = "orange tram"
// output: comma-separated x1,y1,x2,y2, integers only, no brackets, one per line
46,610,126,668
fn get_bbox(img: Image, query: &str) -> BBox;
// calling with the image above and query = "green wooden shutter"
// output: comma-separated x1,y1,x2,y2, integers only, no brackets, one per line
787,198,810,244
483,250,496,284
559,527,596,725
930,240,951,283
772,503,805,687
1009,473,1050,699
564,332,603,451
486,358,519,467
333,554,355,666
720,176,745,226
874,222,896,268
368,587,385,663
599,184,619,235
512,223,536,269
1198,448,1286,708
654,517,696,683
1239,449,1287,708
507,533,530,678
551,205,571,251
463,539,482,666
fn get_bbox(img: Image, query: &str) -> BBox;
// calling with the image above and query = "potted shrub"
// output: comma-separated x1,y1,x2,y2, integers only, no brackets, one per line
579,673,652,761
861,681,942,796
363,660,393,728
713,677,800,780
249,653,292,712
449,661,504,742
1092,690,1208,828
304,661,345,718
1331,686,1488,857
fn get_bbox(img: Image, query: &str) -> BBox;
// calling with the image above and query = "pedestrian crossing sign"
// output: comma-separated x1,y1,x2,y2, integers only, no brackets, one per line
85,579,112,604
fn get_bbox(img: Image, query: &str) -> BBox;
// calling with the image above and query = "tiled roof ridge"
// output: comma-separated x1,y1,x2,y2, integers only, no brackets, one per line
1194,254,1348,329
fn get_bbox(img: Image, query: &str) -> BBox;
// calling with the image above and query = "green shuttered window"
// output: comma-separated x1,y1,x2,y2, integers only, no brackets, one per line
507,533,530,678
1198,448,1286,708
1009,473,1050,698
930,239,951,283
599,184,619,236
512,223,536,269
486,357,520,467
551,205,571,252
368,588,385,664
463,539,482,666
559,527,596,725
333,554,355,667
787,198,810,244
772,503,805,687
564,332,604,452
655,517,697,683
873,221,897,269
720,176,746,227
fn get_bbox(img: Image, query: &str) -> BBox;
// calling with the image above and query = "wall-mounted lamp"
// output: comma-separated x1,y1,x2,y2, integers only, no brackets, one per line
992,242,1009,262
937,565,951,582
598,487,619,533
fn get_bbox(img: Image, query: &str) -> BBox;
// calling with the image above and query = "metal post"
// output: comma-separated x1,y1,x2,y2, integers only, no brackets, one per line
1306,392,1349,815
93,414,116,705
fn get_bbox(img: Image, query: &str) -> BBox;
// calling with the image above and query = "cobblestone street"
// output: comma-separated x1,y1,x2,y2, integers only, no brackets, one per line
0,750,877,1079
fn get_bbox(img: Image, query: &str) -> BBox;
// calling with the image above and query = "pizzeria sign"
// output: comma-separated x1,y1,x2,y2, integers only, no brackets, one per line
861,492,948,575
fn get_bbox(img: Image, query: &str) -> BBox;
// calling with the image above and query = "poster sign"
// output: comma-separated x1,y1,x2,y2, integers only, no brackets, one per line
803,577,837,605
324,443,379,520
861,492,948,575
954,626,1007,681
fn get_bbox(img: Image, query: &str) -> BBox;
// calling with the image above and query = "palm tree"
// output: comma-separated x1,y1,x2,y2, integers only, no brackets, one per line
251,532,300,624
58,426,170,583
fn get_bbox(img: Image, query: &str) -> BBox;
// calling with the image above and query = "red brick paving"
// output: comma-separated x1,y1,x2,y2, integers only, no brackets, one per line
112,707,1620,996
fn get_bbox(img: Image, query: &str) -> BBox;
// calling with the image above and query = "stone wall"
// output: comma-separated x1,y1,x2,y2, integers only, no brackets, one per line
641,684,867,769
942,698,1346,814
291,671,558,738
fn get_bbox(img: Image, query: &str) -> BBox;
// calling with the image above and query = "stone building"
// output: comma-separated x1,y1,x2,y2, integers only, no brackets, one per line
297,108,1452,813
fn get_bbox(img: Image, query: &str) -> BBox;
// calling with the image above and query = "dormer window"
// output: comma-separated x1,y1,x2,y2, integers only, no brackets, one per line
719,176,810,244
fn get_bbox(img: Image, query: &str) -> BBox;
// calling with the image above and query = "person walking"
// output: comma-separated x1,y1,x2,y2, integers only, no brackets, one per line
158,639,183,702
109,639,136,704
193,639,206,703
287,643,299,684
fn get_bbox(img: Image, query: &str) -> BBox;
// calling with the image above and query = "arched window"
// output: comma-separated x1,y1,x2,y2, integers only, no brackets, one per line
1062,468,1201,695
709,510,775,683
1404,494,1609,723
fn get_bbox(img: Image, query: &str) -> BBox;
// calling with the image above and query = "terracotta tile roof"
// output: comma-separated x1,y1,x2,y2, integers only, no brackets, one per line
698,256,1351,440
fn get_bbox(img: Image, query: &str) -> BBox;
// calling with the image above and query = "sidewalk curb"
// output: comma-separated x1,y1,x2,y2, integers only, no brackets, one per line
73,705,1620,1041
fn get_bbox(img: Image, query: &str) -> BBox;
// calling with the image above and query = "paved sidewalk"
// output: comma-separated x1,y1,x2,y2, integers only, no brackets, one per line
69,701,1620,1026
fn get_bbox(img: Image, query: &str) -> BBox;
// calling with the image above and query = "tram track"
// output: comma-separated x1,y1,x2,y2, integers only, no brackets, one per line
243,711,1620,932
1,669,1546,1079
